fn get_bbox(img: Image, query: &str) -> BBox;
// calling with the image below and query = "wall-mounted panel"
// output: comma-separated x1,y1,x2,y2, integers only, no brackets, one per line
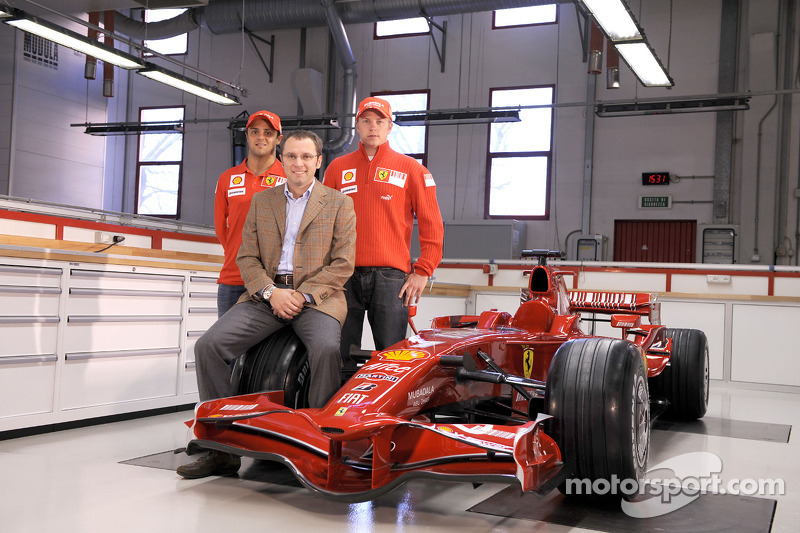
575,271,667,292
660,300,726,381
731,303,800,386
671,273,769,296
474,293,520,317
774,277,800,297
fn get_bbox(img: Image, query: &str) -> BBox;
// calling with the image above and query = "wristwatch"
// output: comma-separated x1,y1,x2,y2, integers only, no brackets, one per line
261,284,276,301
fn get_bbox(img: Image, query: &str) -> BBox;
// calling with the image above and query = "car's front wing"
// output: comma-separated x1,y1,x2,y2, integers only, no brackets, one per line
186,393,563,501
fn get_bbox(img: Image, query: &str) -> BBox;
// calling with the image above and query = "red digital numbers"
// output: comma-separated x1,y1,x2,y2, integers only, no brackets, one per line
641,172,670,185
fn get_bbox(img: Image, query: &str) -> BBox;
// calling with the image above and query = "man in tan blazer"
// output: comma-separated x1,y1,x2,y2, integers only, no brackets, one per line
179,130,355,479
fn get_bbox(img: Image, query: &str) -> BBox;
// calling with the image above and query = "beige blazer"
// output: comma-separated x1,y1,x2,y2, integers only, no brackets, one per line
236,182,356,325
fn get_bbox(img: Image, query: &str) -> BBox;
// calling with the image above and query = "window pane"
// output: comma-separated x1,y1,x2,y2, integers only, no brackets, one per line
488,156,548,217
376,17,429,37
139,133,183,162
144,9,188,55
495,5,557,27
139,108,184,162
138,164,180,215
141,107,184,123
381,92,428,155
490,87,553,153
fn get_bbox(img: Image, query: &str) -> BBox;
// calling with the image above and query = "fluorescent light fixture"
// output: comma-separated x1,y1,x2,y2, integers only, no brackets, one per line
0,8,13,18
576,0,674,87
394,110,520,126
3,9,145,69
580,0,642,41
616,42,673,87
595,96,750,117
138,63,240,106
79,121,184,136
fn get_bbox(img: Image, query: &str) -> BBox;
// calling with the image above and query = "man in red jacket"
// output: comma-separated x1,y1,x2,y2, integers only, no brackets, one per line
214,110,286,317
323,96,443,364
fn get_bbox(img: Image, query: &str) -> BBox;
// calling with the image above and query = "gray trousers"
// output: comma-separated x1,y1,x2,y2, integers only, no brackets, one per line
194,299,342,408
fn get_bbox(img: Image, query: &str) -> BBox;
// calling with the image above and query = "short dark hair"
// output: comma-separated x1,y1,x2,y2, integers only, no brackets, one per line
280,129,323,156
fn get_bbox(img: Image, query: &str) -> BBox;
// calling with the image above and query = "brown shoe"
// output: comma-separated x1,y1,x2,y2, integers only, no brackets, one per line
176,450,241,479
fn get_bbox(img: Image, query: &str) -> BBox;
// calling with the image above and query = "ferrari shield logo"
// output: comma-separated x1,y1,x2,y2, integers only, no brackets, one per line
335,407,348,416
263,175,276,186
523,348,534,378
379,349,428,361
376,169,389,181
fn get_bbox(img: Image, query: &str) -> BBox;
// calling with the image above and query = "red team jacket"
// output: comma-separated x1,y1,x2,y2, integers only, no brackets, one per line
214,158,286,285
323,141,443,276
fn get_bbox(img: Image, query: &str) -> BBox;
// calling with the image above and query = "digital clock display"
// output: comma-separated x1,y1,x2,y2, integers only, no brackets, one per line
642,172,670,185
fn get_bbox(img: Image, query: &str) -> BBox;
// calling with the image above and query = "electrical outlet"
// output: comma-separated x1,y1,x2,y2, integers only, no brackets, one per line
94,232,125,245
706,274,731,284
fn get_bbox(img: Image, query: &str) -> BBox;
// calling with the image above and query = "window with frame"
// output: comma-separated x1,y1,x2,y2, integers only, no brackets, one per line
143,8,188,56
373,90,430,166
136,106,185,217
493,5,557,29
375,17,430,39
486,86,554,219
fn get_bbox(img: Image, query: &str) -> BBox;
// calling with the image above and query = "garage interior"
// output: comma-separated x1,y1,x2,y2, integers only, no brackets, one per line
0,1,798,532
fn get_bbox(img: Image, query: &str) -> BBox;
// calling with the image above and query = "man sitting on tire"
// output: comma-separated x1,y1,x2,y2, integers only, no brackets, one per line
177,130,356,479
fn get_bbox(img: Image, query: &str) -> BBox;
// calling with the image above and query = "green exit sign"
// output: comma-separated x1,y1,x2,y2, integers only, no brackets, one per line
639,195,672,208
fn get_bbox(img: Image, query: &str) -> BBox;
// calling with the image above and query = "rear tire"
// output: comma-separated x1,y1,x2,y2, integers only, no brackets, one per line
546,338,649,501
648,328,709,420
236,328,311,409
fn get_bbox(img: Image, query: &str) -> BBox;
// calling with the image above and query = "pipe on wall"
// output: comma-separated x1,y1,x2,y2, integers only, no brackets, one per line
321,0,357,154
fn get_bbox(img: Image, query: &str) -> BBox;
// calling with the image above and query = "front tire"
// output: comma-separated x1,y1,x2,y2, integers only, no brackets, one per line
648,328,709,420
236,328,311,409
546,338,649,501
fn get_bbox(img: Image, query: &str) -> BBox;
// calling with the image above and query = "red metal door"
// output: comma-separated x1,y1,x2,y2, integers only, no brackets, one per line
614,220,696,263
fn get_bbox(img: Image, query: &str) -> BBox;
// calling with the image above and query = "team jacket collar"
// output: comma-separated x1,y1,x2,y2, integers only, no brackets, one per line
357,140,393,161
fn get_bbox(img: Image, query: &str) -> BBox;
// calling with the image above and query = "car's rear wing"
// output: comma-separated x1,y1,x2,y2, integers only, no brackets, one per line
568,290,661,324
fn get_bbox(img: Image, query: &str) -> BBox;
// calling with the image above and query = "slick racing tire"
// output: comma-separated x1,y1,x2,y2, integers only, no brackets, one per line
236,328,311,409
648,328,709,420
546,338,649,501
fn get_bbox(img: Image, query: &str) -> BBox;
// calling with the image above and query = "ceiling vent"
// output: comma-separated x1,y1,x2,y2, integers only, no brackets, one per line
133,0,209,8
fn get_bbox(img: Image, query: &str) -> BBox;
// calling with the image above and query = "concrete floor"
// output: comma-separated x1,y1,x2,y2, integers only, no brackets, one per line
0,383,796,533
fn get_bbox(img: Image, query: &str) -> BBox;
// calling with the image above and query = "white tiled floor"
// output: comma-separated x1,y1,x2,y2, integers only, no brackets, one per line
0,383,796,533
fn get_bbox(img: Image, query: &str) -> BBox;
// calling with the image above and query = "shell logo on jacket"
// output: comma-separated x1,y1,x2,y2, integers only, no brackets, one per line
342,169,356,184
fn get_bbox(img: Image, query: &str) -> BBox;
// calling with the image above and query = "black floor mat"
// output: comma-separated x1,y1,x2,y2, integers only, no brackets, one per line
468,485,776,533
120,449,302,487
653,417,791,443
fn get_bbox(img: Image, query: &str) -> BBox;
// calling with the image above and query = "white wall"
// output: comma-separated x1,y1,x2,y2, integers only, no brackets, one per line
2,1,799,265
4,18,111,208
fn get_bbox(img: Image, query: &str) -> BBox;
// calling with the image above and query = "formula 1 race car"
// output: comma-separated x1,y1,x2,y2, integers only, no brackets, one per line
185,250,709,501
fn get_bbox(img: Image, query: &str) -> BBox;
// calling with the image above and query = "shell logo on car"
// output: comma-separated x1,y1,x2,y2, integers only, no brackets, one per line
378,349,428,361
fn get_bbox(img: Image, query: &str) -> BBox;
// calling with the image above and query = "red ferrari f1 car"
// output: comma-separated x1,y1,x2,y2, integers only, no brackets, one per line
186,250,709,501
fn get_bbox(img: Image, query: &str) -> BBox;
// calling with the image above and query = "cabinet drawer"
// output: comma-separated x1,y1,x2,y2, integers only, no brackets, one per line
0,322,58,357
0,356,57,418
66,289,183,316
64,320,181,353
60,350,180,409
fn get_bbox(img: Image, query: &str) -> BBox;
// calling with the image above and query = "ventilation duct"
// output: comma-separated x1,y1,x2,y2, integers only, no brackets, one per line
114,9,199,40
112,0,569,152
195,0,567,35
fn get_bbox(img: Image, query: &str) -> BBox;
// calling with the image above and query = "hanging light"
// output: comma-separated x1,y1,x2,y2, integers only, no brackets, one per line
137,63,241,106
575,0,673,87
3,8,145,69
